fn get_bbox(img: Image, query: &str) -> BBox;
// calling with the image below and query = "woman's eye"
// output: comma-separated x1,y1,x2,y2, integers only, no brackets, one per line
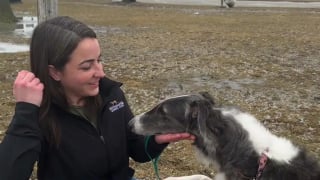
80,63,92,70
81,67,91,70
79,58,102,70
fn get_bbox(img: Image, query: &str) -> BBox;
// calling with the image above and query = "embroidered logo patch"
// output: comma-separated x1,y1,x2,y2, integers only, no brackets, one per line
109,100,124,112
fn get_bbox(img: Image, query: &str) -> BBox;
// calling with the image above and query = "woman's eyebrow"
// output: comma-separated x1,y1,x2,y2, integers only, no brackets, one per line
79,55,102,65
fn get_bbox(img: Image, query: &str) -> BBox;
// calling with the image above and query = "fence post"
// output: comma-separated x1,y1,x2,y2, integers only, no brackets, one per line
37,0,58,23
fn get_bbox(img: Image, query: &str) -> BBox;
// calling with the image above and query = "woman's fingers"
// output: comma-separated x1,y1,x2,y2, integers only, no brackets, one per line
155,133,196,144
13,70,44,107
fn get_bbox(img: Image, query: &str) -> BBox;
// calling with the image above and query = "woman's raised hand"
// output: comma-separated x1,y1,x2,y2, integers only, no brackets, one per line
13,70,44,107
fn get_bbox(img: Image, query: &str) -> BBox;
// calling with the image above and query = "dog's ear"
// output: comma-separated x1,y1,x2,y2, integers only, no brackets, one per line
189,99,211,137
199,91,215,106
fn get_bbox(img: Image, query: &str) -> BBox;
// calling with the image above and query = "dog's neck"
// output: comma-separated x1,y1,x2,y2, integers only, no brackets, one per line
237,149,269,180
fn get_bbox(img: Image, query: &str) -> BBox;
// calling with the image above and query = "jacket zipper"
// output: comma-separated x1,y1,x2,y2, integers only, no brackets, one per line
70,112,105,144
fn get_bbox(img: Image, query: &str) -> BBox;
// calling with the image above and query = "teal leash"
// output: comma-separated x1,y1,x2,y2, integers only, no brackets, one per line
144,136,161,180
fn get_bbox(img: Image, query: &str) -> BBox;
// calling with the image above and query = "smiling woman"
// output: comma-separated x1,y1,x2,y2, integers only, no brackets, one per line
0,15,194,180
48,37,105,106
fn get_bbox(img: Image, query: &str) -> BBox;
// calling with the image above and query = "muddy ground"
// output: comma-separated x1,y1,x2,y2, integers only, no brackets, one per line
0,0,320,179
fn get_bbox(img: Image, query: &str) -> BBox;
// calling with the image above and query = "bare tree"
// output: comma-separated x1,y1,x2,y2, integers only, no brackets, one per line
0,0,16,23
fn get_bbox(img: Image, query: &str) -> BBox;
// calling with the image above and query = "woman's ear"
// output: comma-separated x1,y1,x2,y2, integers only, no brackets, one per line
48,65,61,81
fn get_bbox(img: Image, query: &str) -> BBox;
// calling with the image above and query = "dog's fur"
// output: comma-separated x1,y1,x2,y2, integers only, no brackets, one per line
129,92,320,180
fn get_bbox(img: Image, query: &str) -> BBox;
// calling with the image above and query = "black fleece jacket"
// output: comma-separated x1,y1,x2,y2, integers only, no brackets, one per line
0,77,166,180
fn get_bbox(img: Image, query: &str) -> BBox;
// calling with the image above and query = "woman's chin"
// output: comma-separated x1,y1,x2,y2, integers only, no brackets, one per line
87,88,99,96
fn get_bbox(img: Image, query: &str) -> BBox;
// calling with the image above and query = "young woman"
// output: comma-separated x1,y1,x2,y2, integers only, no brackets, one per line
0,16,194,180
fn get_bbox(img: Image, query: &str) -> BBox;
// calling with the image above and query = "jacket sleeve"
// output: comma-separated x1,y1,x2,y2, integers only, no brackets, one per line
121,91,167,163
0,102,42,180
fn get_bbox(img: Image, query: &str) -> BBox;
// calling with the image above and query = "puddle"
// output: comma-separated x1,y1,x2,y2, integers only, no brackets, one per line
165,76,264,94
0,42,29,53
187,76,264,90
212,78,264,90
0,16,37,53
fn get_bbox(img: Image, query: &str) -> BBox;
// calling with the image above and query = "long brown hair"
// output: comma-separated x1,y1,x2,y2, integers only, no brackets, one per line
30,16,99,146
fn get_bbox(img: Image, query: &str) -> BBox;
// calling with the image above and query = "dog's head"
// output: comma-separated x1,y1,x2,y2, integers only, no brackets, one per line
129,92,223,138
130,92,251,165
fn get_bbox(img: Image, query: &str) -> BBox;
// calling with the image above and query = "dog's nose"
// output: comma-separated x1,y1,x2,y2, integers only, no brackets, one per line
128,118,135,130
128,116,141,133
128,116,145,134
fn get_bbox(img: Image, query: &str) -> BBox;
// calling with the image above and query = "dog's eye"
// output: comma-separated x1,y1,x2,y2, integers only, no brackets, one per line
157,106,166,115
191,111,198,119
212,127,223,136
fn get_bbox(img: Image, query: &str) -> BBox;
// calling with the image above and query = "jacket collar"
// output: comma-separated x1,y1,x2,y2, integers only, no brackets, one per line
99,77,123,97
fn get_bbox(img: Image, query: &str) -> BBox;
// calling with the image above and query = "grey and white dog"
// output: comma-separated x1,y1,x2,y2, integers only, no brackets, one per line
129,92,320,180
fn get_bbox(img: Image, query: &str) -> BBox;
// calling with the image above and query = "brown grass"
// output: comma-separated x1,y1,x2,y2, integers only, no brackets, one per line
0,0,319,179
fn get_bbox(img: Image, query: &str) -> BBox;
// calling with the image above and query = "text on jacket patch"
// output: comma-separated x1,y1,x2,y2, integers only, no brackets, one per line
109,100,125,112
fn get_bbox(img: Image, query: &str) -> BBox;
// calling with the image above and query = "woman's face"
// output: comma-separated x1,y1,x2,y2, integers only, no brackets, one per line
51,38,105,106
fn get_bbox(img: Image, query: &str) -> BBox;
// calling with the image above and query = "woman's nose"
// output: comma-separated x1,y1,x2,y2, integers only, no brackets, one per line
94,63,106,77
